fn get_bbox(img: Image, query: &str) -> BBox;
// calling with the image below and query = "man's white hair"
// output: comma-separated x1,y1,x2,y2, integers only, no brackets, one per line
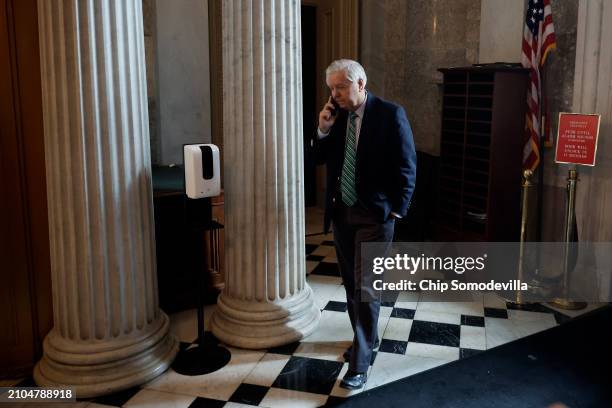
326,59,367,86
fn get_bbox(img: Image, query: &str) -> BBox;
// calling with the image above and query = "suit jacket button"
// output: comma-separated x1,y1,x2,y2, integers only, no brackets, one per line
332,198,336,203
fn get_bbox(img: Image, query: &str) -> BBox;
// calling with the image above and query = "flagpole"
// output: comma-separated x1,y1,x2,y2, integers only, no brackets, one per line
536,68,545,243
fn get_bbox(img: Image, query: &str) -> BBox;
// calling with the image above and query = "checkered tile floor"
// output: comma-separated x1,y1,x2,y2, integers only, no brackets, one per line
10,231,604,408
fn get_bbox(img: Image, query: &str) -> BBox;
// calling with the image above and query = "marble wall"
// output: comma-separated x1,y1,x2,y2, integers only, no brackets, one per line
154,0,212,165
539,0,580,241
143,0,159,164
360,0,481,156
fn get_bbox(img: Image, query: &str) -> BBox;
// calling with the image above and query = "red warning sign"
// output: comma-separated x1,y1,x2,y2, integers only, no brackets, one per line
555,113,601,166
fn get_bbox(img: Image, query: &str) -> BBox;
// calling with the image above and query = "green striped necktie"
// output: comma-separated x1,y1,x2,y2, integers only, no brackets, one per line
341,112,358,206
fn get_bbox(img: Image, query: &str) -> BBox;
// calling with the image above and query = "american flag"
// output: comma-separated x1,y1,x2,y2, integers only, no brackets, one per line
521,0,556,170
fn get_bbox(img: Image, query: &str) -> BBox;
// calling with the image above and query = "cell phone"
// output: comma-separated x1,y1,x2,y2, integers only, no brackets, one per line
330,97,340,117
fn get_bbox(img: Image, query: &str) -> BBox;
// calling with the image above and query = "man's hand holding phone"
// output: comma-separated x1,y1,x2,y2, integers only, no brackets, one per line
318,96,339,134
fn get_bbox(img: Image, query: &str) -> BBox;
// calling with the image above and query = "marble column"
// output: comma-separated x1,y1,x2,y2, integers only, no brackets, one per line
571,0,612,300
211,0,320,349
34,0,178,397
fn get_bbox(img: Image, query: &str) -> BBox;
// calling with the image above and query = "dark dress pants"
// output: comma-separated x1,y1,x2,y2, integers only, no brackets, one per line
332,204,395,373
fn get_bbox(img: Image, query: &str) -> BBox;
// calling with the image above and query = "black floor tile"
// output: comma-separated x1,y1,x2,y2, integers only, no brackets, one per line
551,311,572,325
229,383,269,406
324,395,348,406
15,377,36,387
306,254,325,262
306,244,318,254
91,386,141,407
460,348,484,359
408,320,460,347
532,303,572,325
179,341,192,351
484,307,508,319
461,315,485,327
188,396,227,408
321,240,335,246
390,308,415,319
272,356,343,395
324,301,348,312
311,262,341,277
505,302,553,313
378,339,407,355
381,301,396,307
267,341,301,355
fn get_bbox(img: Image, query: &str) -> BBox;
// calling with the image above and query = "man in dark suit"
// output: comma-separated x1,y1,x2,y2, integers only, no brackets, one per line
312,59,416,389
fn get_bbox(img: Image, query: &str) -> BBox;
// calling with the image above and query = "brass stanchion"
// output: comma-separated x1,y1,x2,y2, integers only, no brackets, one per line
549,167,586,310
514,170,534,305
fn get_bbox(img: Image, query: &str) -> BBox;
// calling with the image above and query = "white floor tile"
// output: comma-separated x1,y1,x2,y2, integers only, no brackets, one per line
224,402,260,408
366,353,452,390
260,388,329,408
404,342,460,360
294,342,346,362
242,353,291,387
417,300,484,316
144,347,265,401
124,389,195,408
394,291,420,309
512,317,557,338
300,311,354,346
382,317,413,341
330,285,347,302
460,325,486,350
379,306,393,319
507,309,556,322
224,403,260,408
413,309,461,325
485,317,521,349
307,277,342,310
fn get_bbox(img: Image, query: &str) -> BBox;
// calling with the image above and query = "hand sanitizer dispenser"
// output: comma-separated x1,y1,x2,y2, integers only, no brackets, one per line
184,144,220,199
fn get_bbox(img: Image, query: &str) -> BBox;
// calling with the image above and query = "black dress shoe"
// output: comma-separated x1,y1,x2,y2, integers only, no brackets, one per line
343,338,380,360
340,371,367,389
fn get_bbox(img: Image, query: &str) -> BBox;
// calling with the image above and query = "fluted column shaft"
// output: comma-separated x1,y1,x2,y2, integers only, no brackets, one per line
211,0,320,348
34,0,177,397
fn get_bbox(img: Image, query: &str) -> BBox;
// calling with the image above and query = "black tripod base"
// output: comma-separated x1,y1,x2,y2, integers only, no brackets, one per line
172,344,231,376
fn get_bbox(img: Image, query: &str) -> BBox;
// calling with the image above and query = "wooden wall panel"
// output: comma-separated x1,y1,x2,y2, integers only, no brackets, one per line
0,0,52,378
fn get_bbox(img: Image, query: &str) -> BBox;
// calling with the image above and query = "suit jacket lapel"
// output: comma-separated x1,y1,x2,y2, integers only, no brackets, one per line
356,93,375,164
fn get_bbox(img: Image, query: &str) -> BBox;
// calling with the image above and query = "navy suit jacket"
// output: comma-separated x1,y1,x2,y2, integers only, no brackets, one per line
312,93,417,233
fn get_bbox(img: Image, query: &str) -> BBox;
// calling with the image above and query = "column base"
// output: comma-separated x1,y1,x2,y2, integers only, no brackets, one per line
34,313,179,398
211,286,321,349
